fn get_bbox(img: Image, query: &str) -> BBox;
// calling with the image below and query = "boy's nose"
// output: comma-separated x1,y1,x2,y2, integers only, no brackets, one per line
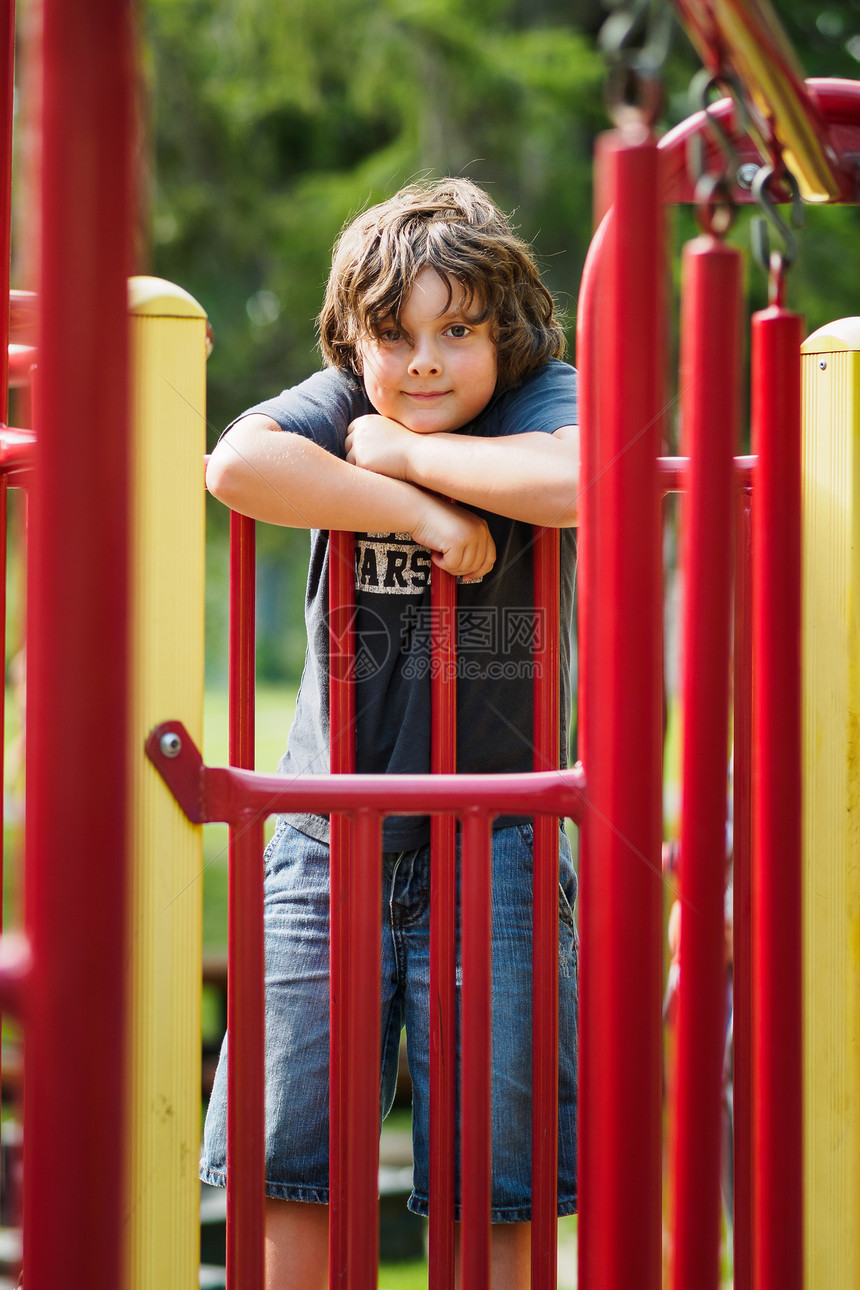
408,340,441,376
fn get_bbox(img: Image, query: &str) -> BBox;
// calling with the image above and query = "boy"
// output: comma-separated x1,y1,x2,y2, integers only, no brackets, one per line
202,178,580,1289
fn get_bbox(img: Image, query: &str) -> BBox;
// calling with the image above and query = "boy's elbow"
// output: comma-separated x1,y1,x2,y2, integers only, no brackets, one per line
205,446,235,505
548,465,579,527
547,426,579,527
206,438,251,510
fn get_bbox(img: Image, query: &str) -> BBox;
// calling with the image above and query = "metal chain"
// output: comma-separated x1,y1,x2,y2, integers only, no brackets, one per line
686,70,740,238
599,0,674,130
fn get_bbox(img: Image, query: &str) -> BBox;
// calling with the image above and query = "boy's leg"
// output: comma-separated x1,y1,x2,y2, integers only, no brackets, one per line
264,1198,328,1290
454,1221,531,1290
403,825,578,1280
202,827,404,1289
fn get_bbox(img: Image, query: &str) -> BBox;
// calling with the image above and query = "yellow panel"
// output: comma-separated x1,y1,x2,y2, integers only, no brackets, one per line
802,333,860,1289
128,275,208,318
125,284,207,1290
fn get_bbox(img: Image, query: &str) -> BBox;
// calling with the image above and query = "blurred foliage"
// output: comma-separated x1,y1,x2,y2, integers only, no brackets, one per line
146,0,607,435
144,0,860,681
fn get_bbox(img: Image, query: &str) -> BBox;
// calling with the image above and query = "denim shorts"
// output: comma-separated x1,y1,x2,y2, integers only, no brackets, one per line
200,820,578,1222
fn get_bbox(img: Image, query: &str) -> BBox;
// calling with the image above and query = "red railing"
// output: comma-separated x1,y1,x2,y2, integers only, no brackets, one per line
159,76,860,1290
150,509,581,1290
5,0,860,1286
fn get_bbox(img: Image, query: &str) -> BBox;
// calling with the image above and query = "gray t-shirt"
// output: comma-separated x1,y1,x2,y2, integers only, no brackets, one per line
242,358,578,849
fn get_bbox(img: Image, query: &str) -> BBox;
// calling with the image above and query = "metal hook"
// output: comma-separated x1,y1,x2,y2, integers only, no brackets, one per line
687,70,740,187
750,164,804,273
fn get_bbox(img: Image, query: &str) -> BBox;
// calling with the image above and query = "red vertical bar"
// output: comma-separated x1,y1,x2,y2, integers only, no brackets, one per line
346,810,382,1290
0,476,6,1143
670,237,740,1290
227,510,261,1286
429,565,457,1290
227,815,266,1290
23,1,134,1288
229,511,256,769
460,811,492,1289
750,307,803,1290
328,528,355,1287
578,132,665,1290
732,487,753,1290
226,509,262,1289
0,0,14,423
574,208,607,1290
532,525,560,1290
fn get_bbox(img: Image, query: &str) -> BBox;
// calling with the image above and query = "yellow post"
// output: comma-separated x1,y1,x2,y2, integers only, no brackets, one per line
126,277,208,1289
801,318,860,1288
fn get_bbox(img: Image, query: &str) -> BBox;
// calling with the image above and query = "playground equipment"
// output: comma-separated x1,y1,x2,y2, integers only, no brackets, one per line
2,1,860,1289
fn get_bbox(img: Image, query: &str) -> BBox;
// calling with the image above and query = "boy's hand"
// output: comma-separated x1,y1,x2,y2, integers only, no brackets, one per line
411,494,495,581
345,415,412,480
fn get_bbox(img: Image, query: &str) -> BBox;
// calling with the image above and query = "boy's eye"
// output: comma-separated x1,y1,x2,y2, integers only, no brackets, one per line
446,323,471,338
378,327,404,343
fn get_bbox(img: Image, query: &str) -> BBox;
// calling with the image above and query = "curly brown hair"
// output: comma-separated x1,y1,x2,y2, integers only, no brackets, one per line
318,178,565,391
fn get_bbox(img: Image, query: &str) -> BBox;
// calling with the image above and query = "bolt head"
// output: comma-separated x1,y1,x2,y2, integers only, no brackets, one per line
737,163,759,190
819,359,827,370
160,731,182,759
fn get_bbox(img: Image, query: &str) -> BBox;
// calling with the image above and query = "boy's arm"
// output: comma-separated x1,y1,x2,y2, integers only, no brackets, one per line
206,414,496,579
345,416,580,527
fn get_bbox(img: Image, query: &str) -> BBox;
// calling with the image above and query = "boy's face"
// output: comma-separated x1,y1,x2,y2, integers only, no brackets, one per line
357,268,497,434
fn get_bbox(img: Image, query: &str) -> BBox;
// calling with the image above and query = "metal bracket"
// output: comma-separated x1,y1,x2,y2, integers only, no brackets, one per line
145,721,217,824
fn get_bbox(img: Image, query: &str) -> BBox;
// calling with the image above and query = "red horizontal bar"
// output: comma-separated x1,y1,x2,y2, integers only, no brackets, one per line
9,290,36,344
0,932,32,1017
658,80,860,205
8,344,36,387
146,722,586,826
658,455,755,495
0,427,35,471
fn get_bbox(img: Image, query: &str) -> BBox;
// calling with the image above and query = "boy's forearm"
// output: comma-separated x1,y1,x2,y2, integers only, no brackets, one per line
207,415,434,532
405,428,580,527
206,416,497,579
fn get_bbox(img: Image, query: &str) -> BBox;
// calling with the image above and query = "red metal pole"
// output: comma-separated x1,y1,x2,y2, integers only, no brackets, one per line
0,474,6,1152
459,810,492,1289
732,489,753,1290
578,130,665,1290
226,814,266,1290
531,525,560,1290
670,236,740,1290
328,528,355,1286
229,511,256,770
0,0,14,423
429,565,457,1290
750,305,803,1290
226,510,264,1290
574,209,607,1290
345,809,382,1290
23,2,134,1288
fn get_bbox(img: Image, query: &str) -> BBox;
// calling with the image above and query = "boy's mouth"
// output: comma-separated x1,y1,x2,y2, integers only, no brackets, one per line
405,390,450,400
